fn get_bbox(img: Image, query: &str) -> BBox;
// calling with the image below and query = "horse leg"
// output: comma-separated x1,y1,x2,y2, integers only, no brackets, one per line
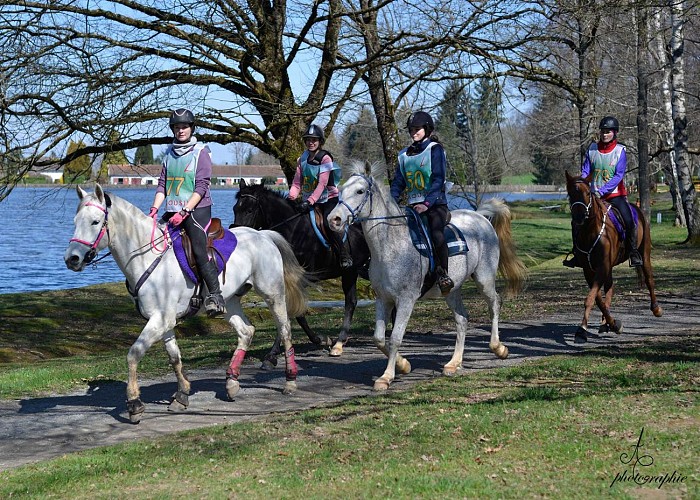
373,299,413,391
225,298,255,400
640,228,663,317
267,301,297,395
576,269,600,343
442,291,468,376
474,274,507,360
330,272,358,357
296,315,329,347
163,332,191,412
126,315,175,423
261,333,282,370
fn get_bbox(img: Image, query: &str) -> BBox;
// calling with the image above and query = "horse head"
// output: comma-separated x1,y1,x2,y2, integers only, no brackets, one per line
233,182,298,230
566,170,595,226
64,184,111,271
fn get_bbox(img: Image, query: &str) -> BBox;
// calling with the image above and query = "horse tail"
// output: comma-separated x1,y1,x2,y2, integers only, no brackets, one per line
477,198,528,297
261,230,309,317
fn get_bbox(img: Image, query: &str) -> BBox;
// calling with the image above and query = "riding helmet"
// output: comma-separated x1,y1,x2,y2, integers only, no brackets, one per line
302,124,325,144
169,108,196,130
406,111,435,134
599,116,619,131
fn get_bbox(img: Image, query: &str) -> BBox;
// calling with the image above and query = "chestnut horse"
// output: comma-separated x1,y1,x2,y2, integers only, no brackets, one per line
565,171,662,342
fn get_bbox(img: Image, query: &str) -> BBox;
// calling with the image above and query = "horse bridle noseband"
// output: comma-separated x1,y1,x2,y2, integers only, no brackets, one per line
69,200,111,264
337,174,375,225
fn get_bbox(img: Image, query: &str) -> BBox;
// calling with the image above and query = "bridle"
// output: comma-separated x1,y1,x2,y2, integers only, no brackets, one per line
237,192,306,230
569,179,612,269
69,200,110,264
337,174,375,225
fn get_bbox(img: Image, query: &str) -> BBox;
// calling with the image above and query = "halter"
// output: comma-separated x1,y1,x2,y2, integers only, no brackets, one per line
69,200,110,264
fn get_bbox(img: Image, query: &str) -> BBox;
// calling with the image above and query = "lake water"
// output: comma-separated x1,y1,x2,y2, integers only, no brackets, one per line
0,187,566,294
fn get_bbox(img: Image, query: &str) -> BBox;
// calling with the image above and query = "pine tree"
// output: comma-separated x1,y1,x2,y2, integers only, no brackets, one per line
134,144,154,165
63,140,91,184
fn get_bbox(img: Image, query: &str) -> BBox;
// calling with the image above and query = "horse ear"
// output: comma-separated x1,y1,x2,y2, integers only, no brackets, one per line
565,170,572,181
583,171,593,183
239,178,247,189
95,184,105,203
77,185,87,199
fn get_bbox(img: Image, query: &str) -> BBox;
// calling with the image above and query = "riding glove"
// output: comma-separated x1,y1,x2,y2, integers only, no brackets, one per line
300,201,312,213
169,211,188,226
148,207,158,218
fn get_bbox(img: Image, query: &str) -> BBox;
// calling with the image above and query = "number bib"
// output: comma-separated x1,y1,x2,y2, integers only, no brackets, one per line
398,143,436,204
164,143,207,212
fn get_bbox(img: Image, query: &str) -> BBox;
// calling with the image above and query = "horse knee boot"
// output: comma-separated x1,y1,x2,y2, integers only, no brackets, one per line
201,260,225,316
627,226,643,267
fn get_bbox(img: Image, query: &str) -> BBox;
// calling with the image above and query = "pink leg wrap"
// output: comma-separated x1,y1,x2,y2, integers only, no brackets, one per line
285,347,298,381
226,349,246,380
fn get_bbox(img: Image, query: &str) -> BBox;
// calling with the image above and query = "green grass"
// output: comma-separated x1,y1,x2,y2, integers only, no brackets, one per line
0,338,697,498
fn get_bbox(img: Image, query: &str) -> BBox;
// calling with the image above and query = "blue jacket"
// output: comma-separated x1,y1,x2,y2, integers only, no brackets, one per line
390,138,448,207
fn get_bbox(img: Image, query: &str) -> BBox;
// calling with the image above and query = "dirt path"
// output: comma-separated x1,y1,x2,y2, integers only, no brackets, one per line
1,294,697,471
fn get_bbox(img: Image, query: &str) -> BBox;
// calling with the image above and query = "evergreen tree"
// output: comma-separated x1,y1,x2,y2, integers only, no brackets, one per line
103,130,128,166
343,107,384,164
63,140,91,184
134,144,154,165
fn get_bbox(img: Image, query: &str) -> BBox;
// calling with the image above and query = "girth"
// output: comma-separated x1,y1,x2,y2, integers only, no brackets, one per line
180,218,227,281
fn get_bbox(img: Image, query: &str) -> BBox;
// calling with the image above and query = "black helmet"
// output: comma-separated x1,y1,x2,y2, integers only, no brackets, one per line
169,108,195,129
406,111,434,134
599,116,619,131
302,124,325,144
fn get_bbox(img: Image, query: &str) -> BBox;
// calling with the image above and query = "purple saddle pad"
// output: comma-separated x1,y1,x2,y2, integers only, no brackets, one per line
170,226,238,284
608,203,639,239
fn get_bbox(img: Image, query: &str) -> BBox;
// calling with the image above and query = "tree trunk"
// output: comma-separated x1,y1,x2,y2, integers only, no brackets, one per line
652,9,686,226
669,0,700,244
636,3,651,221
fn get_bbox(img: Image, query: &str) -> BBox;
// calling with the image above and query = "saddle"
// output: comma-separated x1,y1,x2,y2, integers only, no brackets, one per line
179,218,227,281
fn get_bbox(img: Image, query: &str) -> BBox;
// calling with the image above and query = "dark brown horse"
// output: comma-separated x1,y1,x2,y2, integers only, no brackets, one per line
565,171,662,342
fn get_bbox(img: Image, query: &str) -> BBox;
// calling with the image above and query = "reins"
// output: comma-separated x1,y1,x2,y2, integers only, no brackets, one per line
570,180,612,269
339,173,408,225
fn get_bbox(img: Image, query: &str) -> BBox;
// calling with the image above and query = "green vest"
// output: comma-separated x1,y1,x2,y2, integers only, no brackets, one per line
398,143,436,204
163,143,206,212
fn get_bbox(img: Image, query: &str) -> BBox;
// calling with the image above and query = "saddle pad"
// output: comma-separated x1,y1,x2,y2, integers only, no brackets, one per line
405,208,469,272
608,202,639,239
171,226,238,284
309,209,347,249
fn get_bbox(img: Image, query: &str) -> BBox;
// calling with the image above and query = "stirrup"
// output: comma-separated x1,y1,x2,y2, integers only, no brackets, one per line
204,293,226,317
629,251,643,267
340,255,354,269
437,274,454,296
562,257,577,268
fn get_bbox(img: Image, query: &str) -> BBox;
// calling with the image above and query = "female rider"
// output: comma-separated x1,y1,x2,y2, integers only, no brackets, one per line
390,111,454,295
148,108,226,316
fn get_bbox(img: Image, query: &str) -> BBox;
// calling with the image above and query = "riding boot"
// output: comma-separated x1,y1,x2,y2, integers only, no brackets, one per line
200,260,226,317
436,266,454,296
563,247,577,268
627,226,643,267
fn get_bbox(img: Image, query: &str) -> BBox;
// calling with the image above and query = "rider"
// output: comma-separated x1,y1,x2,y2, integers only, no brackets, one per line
148,108,226,316
390,111,454,295
563,115,643,268
287,124,353,269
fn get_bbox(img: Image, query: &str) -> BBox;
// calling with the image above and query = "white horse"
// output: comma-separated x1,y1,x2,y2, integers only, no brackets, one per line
328,162,527,391
64,185,308,423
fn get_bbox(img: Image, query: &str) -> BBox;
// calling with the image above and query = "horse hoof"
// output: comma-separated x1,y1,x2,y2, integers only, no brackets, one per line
396,357,411,374
491,343,508,359
373,379,391,391
168,391,189,412
260,358,277,371
612,320,623,334
226,378,240,400
283,381,297,395
329,342,344,357
574,327,588,343
126,398,145,424
651,304,663,317
598,323,609,334
443,365,461,376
